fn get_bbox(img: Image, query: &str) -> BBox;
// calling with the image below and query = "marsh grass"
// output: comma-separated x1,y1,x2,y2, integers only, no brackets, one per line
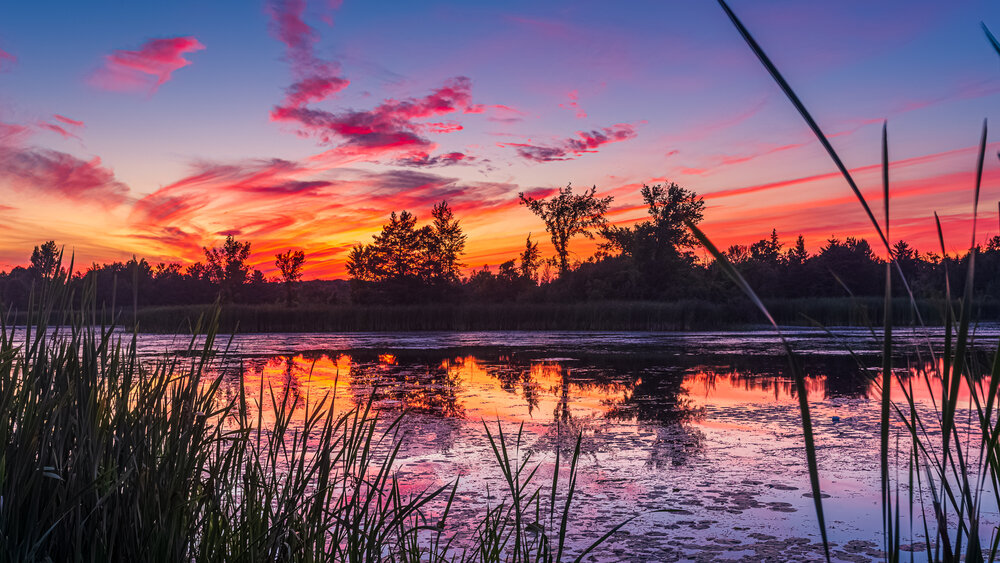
0,268,628,562
32,298,980,334
714,1,1000,560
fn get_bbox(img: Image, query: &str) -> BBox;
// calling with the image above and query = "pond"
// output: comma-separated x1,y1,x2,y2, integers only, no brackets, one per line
133,327,1000,561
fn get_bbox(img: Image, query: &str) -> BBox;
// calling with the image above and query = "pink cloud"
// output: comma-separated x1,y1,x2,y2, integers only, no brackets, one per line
559,90,587,118
272,76,480,156
500,123,638,162
396,151,471,167
0,122,31,146
53,114,85,128
89,36,205,94
267,0,349,108
0,147,128,207
37,122,80,141
0,47,15,72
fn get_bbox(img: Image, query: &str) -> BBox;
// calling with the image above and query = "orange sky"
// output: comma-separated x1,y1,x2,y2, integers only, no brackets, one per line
2,1,1000,278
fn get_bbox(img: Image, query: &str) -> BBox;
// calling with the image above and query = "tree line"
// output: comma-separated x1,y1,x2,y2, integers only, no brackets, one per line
0,183,996,309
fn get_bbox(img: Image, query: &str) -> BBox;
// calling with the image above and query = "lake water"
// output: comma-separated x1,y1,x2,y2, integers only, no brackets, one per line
132,327,1000,561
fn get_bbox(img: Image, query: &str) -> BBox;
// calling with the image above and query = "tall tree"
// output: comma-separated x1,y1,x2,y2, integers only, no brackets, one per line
275,249,306,306
519,234,541,282
519,184,613,274
600,182,704,263
426,201,466,284
641,182,705,256
30,241,60,280
204,235,251,303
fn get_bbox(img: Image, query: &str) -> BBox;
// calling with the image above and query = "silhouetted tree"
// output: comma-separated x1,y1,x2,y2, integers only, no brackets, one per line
204,235,252,303
30,241,60,280
275,249,306,306
519,234,541,282
426,201,466,284
519,184,613,275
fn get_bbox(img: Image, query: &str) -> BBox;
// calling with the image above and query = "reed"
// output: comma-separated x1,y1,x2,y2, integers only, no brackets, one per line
0,269,626,562
39,298,982,334
715,1,1000,560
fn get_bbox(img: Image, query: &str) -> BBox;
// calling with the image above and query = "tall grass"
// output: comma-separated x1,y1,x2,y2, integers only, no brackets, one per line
714,1,1000,560
29,298,985,333
0,269,626,561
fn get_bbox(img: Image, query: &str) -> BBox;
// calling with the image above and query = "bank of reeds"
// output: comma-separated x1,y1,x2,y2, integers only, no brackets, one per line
0,270,624,561
713,1,1000,560
28,297,985,334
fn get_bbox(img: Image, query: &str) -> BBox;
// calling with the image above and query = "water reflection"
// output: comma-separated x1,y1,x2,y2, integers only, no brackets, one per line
212,348,994,469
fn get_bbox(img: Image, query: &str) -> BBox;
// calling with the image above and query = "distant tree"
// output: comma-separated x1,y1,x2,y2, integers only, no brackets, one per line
814,236,882,296
426,201,466,284
371,211,425,281
204,235,251,302
346,244,377,282
519,184,613,274
519,234,541,282
640,182,705,254
30,240,60,280
275,249,306,306
600,182,705,263
749,229,783,264
726,244,750,265
786,235,809,266
347,203,467,297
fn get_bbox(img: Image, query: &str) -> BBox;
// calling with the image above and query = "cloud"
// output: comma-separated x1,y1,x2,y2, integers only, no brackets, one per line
0,47,15,72
36,114,85,141
272,76,479,157
0,147,128,206
559,90,587,118
37,122,79,140
500,123,638,162
89,36,205,94
0,122,31,146
53,114,85,128
396,151,471,167
267,0,349,109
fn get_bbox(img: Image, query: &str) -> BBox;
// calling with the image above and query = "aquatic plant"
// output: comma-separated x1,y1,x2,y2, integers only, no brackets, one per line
711,1,1000,560
0,267,624,562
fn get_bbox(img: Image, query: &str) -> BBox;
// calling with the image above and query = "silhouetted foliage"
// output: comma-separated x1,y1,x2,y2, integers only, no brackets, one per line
3,179,1000,321
519,184,613,274
30,240,60,280
204,235,252,303
275,249,306,306
347,201,467,303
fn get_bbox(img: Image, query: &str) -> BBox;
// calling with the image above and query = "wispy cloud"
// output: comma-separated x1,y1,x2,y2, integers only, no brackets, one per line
89,36,204,94
0,47,15,72
500,123,637,162
272,76,480,158
396,151,472,167
0,147,128,207
37,115,84,141
559,90,587,118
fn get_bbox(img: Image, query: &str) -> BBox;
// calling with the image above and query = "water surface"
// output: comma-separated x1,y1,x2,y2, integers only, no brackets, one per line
133,327,1000,561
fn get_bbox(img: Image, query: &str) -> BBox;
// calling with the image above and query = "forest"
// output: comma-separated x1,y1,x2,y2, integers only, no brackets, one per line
1,182,997,320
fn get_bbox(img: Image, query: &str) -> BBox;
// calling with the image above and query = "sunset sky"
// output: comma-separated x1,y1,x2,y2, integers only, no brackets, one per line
2,0,1000,278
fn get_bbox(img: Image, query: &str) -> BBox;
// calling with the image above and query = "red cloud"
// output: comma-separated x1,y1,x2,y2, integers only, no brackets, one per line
0,147,128,207
0,47,15,72
267,0,349,109
559,90,587,118
272,76,479,156
501,123,638,162
37,122,80,140
396,151,471,167
0,122,31,146
90,36,205,94
54,114,84,127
